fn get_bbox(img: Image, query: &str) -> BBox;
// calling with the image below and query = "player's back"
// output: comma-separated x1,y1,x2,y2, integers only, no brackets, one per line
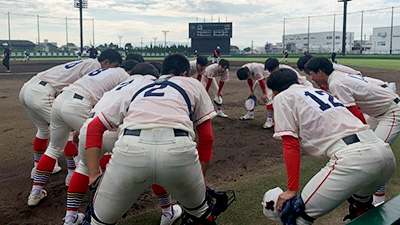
273,84,368,157
37,59,101,93
63,67,130,104
242,62,267,81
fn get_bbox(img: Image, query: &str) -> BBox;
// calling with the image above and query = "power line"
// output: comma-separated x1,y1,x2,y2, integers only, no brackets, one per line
0,11,93,20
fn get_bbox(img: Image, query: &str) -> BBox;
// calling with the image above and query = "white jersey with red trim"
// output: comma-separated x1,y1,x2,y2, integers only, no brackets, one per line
63,67,130,105
98,75,217,139
333,63,362,75
203,63,229,82
328,70,397,117
36,59,101,94
273,84,368,157
241,63,267,81
188,60,204,78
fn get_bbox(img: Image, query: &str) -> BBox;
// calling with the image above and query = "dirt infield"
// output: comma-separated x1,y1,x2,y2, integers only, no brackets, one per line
0,60,399,224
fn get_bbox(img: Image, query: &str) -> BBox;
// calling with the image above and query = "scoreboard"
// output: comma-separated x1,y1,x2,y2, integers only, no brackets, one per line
189,23,232,39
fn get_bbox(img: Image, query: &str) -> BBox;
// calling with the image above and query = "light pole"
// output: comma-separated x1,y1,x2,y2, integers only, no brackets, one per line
118,36,123,49
161,30,169,53
153,37,157,47
338,0,351,56
74,0,88,54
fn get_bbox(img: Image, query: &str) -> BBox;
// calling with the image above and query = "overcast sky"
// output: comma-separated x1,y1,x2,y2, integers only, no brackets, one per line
0,0,399,50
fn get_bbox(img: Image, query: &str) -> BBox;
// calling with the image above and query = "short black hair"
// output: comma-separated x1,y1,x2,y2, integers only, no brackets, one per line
196,55,208,67
98,49,123,65
219,59,229,69
161,54,190,76
267,68,299,93
149,61,162,74
131,62,159,78
297,55,313,71
304,57,334,75
237,67,250,80
125,53,145,63
120,59,139,72
264,58,279,72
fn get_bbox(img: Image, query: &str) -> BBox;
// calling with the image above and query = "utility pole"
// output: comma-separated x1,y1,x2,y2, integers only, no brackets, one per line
153,37,157,47
37,15,40,51
161,30,169,53
66,17,68,51
7,12,11,48
338,0,352,56
92,18,95,47
118,36,123,49
141,37,143,50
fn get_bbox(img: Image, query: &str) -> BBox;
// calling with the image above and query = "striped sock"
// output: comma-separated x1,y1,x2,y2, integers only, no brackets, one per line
66,159,76,176
33,155,55,192
152,184,172,215
33,137,48,167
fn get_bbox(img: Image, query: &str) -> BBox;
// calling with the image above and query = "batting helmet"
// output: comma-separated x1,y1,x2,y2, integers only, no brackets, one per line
262,187,283,221
2,43,8,47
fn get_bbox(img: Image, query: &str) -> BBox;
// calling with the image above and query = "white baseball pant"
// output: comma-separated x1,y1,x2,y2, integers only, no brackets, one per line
44,90,92,160
298,129,395,224
91,128,209,224
373,100,400,145
19,76,55,139
75,118,118,176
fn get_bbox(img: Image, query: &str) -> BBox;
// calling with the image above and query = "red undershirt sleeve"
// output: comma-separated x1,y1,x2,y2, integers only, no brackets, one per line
86,117,108,149
206,78,212,92
196,119,214,162
347,106,367,124
282,135,300,191
218,81,225,91
259,80,266,91
247,78,253,88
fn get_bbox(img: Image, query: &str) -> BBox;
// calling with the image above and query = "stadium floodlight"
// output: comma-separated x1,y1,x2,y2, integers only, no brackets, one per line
74,0,87,54
338,0,351,55
74,0,88,8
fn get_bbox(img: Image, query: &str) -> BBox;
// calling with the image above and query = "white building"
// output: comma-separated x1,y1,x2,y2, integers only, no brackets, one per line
372,26,400,54
283,31,354,53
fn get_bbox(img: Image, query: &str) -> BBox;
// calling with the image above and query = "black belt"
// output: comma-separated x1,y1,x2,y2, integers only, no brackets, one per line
342,134,360,145
394,98,400,104
89,112,96,118
39,81,47,86
73,93,84,100
123,129,189,137
381,84,388,88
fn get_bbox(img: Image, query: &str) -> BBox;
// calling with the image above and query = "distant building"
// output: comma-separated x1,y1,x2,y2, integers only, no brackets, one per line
372,26,400,54
38,39,58,52
0,40,36,51
283,31,354,53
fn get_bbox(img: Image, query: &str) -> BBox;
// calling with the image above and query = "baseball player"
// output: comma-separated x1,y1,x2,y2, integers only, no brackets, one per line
2,43,11,72
64,62,182,225
201,59,230,118
212,46,221,63
283,50,289,64
19,50,119,180
28,50,124,207
266,68,395,224
23,51,30,62
261,58,313,129
188,55,209,81
236,63,270,125
304,57,400,205
83,54,218,225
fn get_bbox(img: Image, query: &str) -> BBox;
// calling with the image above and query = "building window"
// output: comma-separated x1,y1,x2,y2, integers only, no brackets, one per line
311,37,315,39
377,41,386,46
327,36,332,39
327,42,332,45
304,43,308,46
336,36,340,39
303,37,308,40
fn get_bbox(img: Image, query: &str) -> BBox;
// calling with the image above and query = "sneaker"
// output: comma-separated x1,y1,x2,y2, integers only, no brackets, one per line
160,204,183,225
373,200,385,207
63,213,85,225
240,113,254,120
216,110,228,118
31,162,62,179
65,173,72,187
28,189,47,207
263,120,274,129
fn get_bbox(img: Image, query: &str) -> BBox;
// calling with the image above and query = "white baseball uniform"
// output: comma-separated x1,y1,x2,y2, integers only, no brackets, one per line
201,63,229,99
332,63,362,75
277,64,313,87
188,60,204,78
90,75,217,224
328,70,400,145
273,84,395,222
242,62,272,102
19,59,101,139
43,68,130,160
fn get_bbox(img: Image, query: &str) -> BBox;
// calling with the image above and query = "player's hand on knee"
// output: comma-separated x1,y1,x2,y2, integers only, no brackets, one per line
276,190,297,211
261,94,268,103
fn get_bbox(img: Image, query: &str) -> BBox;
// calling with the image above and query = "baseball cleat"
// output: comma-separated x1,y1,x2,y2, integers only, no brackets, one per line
263,120,274,129
31,162,62,179
63,212,85,225
240,113,254,120
28,189,47,207
160,204,183,225
216,110,228,118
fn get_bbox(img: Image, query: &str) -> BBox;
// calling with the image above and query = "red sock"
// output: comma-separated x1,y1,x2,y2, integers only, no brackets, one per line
36,155,56,172
152,184,168,195
33,137,48,151
64,141,78,156
67,172,89,193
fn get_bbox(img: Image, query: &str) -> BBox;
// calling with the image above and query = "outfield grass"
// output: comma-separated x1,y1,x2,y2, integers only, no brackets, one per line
120,137,400,225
